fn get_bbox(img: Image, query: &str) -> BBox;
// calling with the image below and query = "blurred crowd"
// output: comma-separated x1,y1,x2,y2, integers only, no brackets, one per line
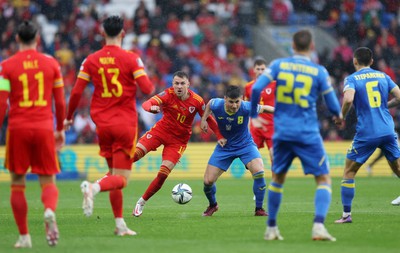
0,0,400,144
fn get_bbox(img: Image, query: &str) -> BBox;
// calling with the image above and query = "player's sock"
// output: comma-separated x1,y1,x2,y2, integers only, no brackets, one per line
133,147,145,162
314,183,331,223
98,175,126,192
110,189,123,218
203,183,217,206
142,165,170,200
252,171,266,208
41,183,59,211
267,182,283,227
341,179,355,213
10,185,28,235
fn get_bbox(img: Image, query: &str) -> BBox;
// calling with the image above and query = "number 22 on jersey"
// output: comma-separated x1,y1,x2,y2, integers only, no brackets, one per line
276,72,312,108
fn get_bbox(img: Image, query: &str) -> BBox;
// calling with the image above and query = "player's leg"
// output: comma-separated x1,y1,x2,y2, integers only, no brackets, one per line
243,146,267,216
7,129,31,248
134,142,184,216
336,139,375,223
38,175,59,246
380,135,400,205
202,164,224,216
202,146,231,216
32,129,64,246
264,140,293,240
10,172,31,248
295,139,336,241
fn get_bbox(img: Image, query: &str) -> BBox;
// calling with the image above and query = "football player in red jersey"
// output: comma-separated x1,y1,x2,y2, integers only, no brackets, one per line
64,15,154,235
132,70,224,217
244,58,276,164
0,21,66,248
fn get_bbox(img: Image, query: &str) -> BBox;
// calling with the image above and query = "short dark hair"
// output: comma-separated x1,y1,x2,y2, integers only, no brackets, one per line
17,20,38,44
293,29,312,51
254,58,267,67
173,70,189,80
354,47,373,66
225,85,242,99
103,15,124,37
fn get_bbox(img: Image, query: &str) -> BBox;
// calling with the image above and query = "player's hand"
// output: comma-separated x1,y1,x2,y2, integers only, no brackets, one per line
333,114,344,129
54,130,65,151
63,119,73,131
200,120,208,133
150,105,160,113
217,138,227,148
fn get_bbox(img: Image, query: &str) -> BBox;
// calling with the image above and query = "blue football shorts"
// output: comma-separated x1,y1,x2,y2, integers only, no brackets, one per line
272,137,330,176
208,143,262,171
347,134,400,164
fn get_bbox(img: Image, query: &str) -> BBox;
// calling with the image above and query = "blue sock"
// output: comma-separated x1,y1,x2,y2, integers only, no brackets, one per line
341,179,355,213
253,171,266,209
203,183,217,206
267,182,283,227
314,183,332,223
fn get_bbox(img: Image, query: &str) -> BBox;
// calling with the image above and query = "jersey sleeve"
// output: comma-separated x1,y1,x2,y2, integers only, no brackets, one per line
77,58,91,82
343,76,355,92
131,54,154,95
386,74,397,92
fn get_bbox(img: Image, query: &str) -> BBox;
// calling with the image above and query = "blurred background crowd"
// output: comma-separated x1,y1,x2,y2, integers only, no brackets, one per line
0,0,400,144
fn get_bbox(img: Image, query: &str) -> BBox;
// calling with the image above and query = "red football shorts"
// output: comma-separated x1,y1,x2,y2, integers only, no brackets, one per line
5,129,60,175
137,128,187,165
96,125,137,169
251,126,274,150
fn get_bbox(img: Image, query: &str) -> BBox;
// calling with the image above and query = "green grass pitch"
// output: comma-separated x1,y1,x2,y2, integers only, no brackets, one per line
0,177,398,253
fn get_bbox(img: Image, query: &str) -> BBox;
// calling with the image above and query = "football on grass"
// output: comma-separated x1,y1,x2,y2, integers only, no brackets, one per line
171,183,192,204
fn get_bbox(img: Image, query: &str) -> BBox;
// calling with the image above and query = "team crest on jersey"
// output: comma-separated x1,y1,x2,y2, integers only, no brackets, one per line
226,124,232,131
146,134,152,139
189,107,195,113
265,88,272,94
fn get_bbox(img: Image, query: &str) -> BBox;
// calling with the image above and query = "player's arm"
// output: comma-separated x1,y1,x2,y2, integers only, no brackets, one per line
0,76,10,127
64,77,89,130
53,83,66,150
200,100,213,133
134,69,155,95
258,105,274,114
388,85,400,108
197,102,224,140
142,96,161,113
200,100,226,147
250,73,272,118
333,88,352,126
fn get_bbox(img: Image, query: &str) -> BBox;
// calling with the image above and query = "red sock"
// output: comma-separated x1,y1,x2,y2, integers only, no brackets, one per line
143,165,170,200
98,175,126,192
10,185,28,235
41,183,59,211
109,189,123,218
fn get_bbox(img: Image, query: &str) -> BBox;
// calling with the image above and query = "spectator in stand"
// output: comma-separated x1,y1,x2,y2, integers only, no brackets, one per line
270,0,292,25
180,14,200,39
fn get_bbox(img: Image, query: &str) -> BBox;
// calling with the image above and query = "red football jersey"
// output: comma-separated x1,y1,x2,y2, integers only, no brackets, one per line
149,88,206,143
0,49,64,130
244,80,276,131
77,45,151,127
